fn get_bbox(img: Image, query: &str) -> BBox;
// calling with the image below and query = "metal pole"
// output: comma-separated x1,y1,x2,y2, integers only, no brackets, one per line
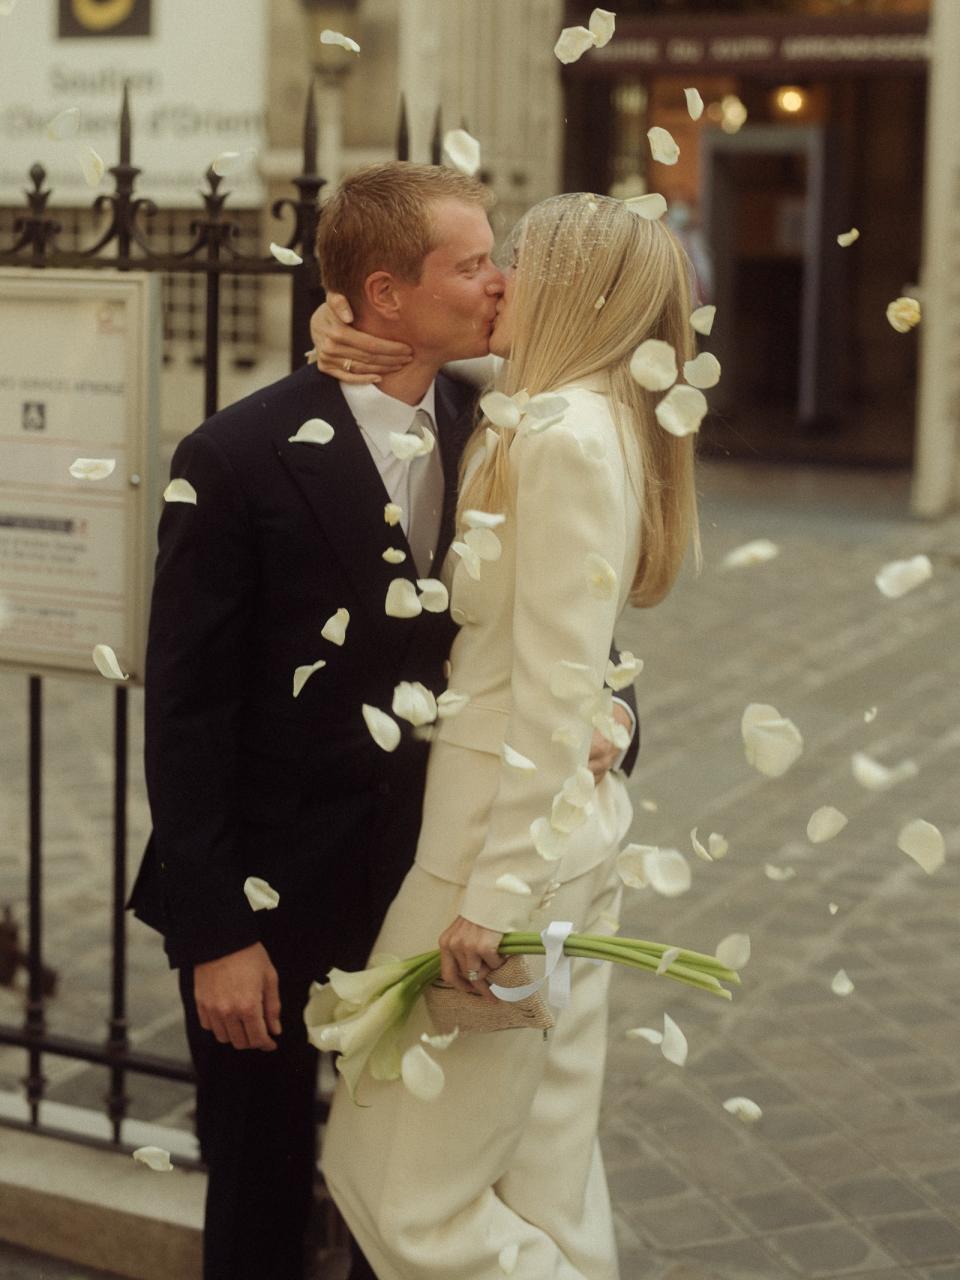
24,676,46,1125
106,685,130,1143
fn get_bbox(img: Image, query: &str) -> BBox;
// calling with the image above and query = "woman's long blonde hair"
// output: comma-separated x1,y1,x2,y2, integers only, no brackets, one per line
458,193,701,608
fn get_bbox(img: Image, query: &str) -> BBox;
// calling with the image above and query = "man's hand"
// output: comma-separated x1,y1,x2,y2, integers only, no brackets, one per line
438,915,504,1004
310,292,412,383
588,700,634,784
194,942,282,1052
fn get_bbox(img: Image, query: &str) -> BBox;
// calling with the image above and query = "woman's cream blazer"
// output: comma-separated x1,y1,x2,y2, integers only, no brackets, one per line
414,382,643,934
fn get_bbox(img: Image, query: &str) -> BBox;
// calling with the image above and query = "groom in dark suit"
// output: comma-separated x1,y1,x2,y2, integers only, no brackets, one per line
130,162,638,1280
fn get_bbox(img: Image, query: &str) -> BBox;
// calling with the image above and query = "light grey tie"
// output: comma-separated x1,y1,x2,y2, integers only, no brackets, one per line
406,408,444,578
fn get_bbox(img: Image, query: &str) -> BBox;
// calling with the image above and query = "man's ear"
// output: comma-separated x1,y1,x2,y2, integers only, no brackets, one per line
362,270,402,321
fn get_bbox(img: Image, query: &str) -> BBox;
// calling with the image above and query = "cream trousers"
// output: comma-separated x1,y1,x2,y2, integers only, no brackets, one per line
322,859,623,1280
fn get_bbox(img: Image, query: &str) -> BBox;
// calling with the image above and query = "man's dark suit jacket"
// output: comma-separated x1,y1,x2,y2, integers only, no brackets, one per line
129,366,638,980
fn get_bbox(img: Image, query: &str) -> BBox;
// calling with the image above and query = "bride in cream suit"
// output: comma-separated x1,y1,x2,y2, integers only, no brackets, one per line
323,194,700,1279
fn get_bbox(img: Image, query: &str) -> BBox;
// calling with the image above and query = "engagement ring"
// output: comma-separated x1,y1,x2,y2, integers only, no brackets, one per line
466,969,481,982
343,358,352,372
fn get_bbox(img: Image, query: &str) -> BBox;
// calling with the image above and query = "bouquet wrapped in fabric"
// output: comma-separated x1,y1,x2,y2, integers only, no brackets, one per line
304,924,741,1103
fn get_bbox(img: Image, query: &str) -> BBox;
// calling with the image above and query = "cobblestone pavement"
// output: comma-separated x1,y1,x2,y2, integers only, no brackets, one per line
2,459,960,1279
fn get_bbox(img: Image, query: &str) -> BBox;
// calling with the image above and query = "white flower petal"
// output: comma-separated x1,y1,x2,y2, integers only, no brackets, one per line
588,8,616,46
897,819,945,874
886,295,921,333
480,390,523,430
807,805,847,844
764,863,796,882
648,126,680,166
629,338,678,391
451,540,481,581
685,87,705,120
875,554,932,598
828,902,840,915
690,827,713,862
864,706,878,723
851,751,918,792
741,703,804,777
292,659,326,698
498,1243,520,1276
495,873,532,896
79,146,105,187
605,651,643,690
690,305,717,336
624,193,668,221
522,393,571,433
92,644,128,681
417,578,449,613
584,552,618,600
132,1146,173,1172
503,743,537,772
436,689,469,718
708,833,729,860
211,148,255,177
716,933,751,970
400,1044,445,1101
683,352,722,389
549,660,598,701
320,28,360,53
562,766,596,809
362,705,401,752
554,25,597,64
384,578,422,618
661,1013,688,1066
384,502,403,526
47,107,80,141
837,228,860,247
382,548,406,564
420,1028,459,1053
463,509,506,531
625,1026,662,1044
831,968,855,997
464,527,502,562
594,295,606,311
270,242,303,266
288,417,334,445
640,798,658,813
655,384,709,437
163,478,197,505
722,539,780,570
551,792,591,835
320,608,349,646
392,681,437,728
644,847,692,898
243,876,280,911
723,1096,762,1124
590,702,631,751
389,425,434,461
531,816,566,861
656,946,680,976
69,457,115,481
442,128,481,177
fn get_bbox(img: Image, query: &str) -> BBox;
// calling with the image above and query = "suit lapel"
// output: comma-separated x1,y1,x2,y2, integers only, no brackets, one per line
434,373,476,570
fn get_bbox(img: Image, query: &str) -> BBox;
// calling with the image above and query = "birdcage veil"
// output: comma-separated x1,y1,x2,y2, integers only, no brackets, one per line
498,191,637,288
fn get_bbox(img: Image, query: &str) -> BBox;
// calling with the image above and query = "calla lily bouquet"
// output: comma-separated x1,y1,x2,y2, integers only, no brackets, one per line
304,931,740,1104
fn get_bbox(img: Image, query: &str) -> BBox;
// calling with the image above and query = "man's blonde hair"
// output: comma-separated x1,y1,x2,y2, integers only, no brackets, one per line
316,161,493,311
458,193,702,609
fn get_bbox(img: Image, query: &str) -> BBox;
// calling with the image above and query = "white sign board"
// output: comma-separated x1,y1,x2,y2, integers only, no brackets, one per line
0,268,160,681
0,0,267,207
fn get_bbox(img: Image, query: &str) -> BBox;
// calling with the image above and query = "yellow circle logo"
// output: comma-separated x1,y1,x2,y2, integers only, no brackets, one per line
71,0,136,32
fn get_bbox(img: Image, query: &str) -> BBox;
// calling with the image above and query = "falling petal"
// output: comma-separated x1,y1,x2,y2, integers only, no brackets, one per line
683,352,721,389
723,1096,762,1124
655,385,708,437
851,751,917,792
554,25,597,64
828,902,840,915
417,579,449,613
648,126,680,165
588,8,615,46
421,1028,459,1051
385,579,422,618
464,527,502,562
690,305,717,336
551,791,591,835
132,1146,172,1172
384,502,402,526
550,660,598,701
92,644,128,681
270,242,303,266
480,390,523,430
584,552,618,600
320,28,360,53
211,149,254,177
606,652,643,690
629,338,677,391
46,107,80,140
389,425,434,461
522,393,570,433
498,1242,520,1275
443,128,481,177
292,659,325,698
640,798,658,813
563,766,595,809
289,418,334,445
163,479,197,505
644,847,692,898
495,873,532,896
716,933,751,970
837,228,860,247
616,845,647,889
897,819,945,874
503,743,537,772
722,539,779,570
807,806,847,844
531,816,566,861
401,1045,445,1101
690,827,713,862
320,608,349,646
362,705,401,752
685,87,705,120
79,146,104,187
69,457,115,481
451,540,482,581
243,876,280,911
741,703,804,777
831,968,855,997
436,689,469,718
392,681,437,727
625,193,667,221
661,1013,688,1066
586,689,631,750
886,296,921,333
764,864,796,882
708,834,729,859
463,509,506,531
864,706,878,723
626,1026,663,1044
656,946,680,976
875,554,932,598
382,548,406,564
594,296,606,311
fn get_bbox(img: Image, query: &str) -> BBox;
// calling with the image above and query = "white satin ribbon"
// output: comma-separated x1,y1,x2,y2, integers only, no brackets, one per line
489,920,575,1010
